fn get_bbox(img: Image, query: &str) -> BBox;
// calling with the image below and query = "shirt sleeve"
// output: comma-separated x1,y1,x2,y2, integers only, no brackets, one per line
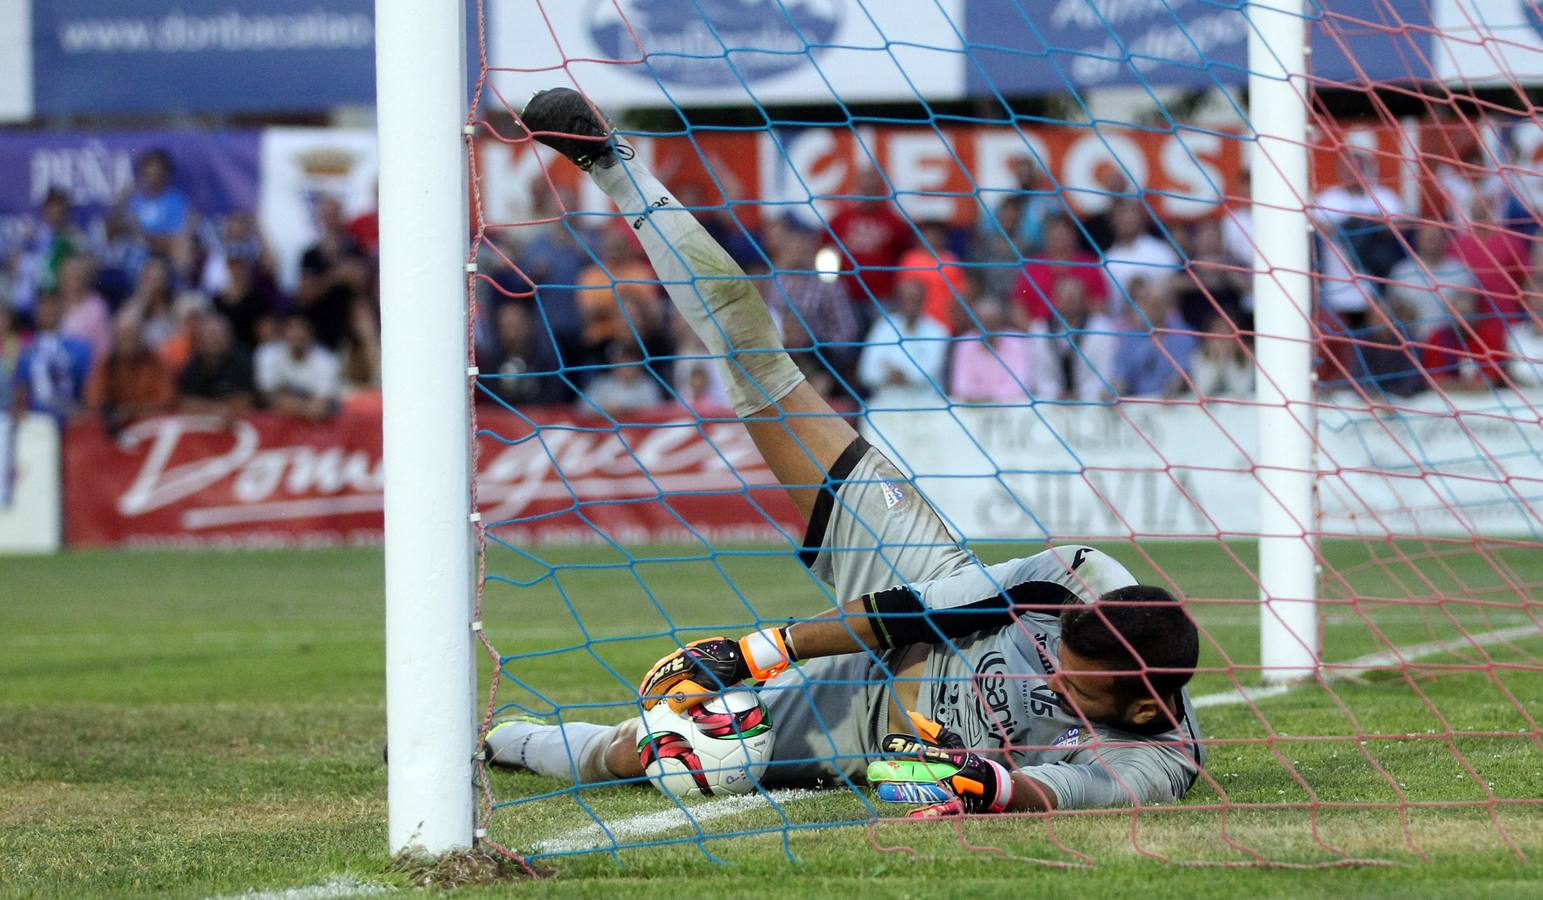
1021,741,1196,810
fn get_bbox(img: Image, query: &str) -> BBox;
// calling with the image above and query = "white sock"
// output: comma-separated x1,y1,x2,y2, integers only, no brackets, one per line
591,160,805,416
486,720,616,784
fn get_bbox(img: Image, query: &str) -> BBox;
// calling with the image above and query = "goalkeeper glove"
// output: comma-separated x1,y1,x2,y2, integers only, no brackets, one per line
868,731,1016,817
639,628,793,713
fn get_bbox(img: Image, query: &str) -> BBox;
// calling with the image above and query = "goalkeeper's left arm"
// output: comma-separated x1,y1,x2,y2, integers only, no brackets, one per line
639,578,1014,712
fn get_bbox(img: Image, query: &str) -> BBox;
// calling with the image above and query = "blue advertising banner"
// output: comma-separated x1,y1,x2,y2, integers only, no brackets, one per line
31,0,376,114
963,0,1438,97
0,131,261,238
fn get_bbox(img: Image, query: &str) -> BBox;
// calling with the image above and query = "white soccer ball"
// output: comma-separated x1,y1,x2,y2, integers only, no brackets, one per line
637,687,774,799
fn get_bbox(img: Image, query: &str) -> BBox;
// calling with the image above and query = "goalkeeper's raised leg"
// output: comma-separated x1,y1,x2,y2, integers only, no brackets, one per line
521,87,860,523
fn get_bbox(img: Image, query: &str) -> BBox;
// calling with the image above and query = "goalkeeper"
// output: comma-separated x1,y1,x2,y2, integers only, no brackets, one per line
490,89,1203,816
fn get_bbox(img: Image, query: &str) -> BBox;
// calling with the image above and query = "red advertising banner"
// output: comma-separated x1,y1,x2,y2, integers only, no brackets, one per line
478,120,1458,231
63,408,802,549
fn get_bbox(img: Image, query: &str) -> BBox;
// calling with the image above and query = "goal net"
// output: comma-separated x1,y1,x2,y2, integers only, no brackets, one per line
451,0,1543,869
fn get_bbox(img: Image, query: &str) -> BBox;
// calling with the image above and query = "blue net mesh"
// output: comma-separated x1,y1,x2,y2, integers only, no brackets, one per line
463,0,1543,870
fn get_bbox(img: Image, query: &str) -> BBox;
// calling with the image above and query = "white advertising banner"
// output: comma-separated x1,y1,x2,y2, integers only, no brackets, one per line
0,414,61,554
0,1,33,122
485,0,966,109
1433,0,1543,86
256,127,378,292
863,390,1543,541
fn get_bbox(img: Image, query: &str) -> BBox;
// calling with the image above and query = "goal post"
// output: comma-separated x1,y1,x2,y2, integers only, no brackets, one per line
376,0,477,856
1247,0,1320,683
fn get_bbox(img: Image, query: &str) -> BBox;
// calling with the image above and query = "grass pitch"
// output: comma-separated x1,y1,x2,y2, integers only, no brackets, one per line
2,542,1541,898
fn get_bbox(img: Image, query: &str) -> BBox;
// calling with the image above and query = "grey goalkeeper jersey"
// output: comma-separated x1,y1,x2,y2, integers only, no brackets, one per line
901,547,1204,808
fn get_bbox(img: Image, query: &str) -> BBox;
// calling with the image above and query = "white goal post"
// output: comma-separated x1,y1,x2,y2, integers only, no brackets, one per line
377,0,477,856
1248,0,1320,683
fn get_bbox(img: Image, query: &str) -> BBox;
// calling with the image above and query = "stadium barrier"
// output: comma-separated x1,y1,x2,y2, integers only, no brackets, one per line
50,389,1543,549
0,413,61,554
59,405,799,549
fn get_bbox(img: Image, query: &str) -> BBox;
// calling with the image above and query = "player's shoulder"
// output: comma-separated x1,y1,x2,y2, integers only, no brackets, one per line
999,545,1139,604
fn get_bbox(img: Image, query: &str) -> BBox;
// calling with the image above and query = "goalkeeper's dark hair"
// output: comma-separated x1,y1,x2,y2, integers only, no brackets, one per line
1059,585,1199,705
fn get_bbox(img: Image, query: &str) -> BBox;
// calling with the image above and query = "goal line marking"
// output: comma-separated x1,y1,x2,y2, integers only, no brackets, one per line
1191,623,1542,709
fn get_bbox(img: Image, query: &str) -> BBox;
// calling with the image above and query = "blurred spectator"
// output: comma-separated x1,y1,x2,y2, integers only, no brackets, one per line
56,255,112,362
1435,196,1520,384
157,297,212,376
1188,315,1254,399
1384,224,1477,340
0,305,20,414
1416,288,1486,387
1451,194,1528,322
340,298,382,389
301,195,360,269
211,250,279,350
1009,157,1062,251
8,188,82,324
674,356,729,414
178,314,254,416
125,149,193,250
584,342,662,415
1015,215,1107,322
480,301,568,407
896,220,969,332
1113,277,1198,398
201,211,276,298
1311,151,1404,328
760,221,860,399
971,196,1026,301
85,315,175,432
1031,275,1119,402
348,184,380,256
12,293,93,423
514,180,587,346
826,168,913,311
1080,168,1132,252
90,206,149,307
1507,286,1543,387
576,230,670,377
856,278,948,405
121,255,198,354
1175,218,1250,331
255,314,340,421
1104,200,1180,304
949,297,1039,402
298,250,370,351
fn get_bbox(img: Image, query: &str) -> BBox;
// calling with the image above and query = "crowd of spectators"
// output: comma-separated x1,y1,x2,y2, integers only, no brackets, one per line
5,145,1543,435
0,149,380,432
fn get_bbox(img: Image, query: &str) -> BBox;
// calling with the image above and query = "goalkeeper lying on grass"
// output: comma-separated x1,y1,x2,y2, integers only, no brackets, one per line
489,89,1204,816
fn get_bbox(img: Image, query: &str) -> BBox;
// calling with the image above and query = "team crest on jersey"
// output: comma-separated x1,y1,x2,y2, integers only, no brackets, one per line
1052,727,1083,747
880,479,907,509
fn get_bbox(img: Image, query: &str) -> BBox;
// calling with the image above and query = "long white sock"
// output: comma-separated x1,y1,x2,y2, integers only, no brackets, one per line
486,720,616,784
591,160,805,416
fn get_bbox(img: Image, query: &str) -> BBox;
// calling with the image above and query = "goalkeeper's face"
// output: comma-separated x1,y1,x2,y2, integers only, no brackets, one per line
1049,643,1156,729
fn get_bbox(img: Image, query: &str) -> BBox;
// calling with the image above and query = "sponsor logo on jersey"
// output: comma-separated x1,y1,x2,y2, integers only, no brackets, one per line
1052,727,1082,747
880,479,907,510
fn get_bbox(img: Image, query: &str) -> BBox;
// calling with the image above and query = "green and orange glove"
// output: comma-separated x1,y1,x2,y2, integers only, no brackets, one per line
867,713,1015,817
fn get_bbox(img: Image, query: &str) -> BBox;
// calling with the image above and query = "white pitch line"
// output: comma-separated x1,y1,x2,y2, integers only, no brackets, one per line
530,622,1542,853
532,788,825,854
208,875,391,900
1192,623,1543,709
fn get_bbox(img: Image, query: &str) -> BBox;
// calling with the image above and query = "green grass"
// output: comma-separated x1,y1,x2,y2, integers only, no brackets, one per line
2,543,1541,898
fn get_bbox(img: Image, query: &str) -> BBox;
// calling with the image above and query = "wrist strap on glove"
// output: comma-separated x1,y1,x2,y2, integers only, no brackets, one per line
739,627,793,681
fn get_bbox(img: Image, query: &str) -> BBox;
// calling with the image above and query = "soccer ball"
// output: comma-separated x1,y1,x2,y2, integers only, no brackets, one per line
637,688,774,799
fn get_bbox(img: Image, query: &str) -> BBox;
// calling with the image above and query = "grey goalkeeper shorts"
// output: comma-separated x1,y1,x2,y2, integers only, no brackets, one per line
759,437,972,787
